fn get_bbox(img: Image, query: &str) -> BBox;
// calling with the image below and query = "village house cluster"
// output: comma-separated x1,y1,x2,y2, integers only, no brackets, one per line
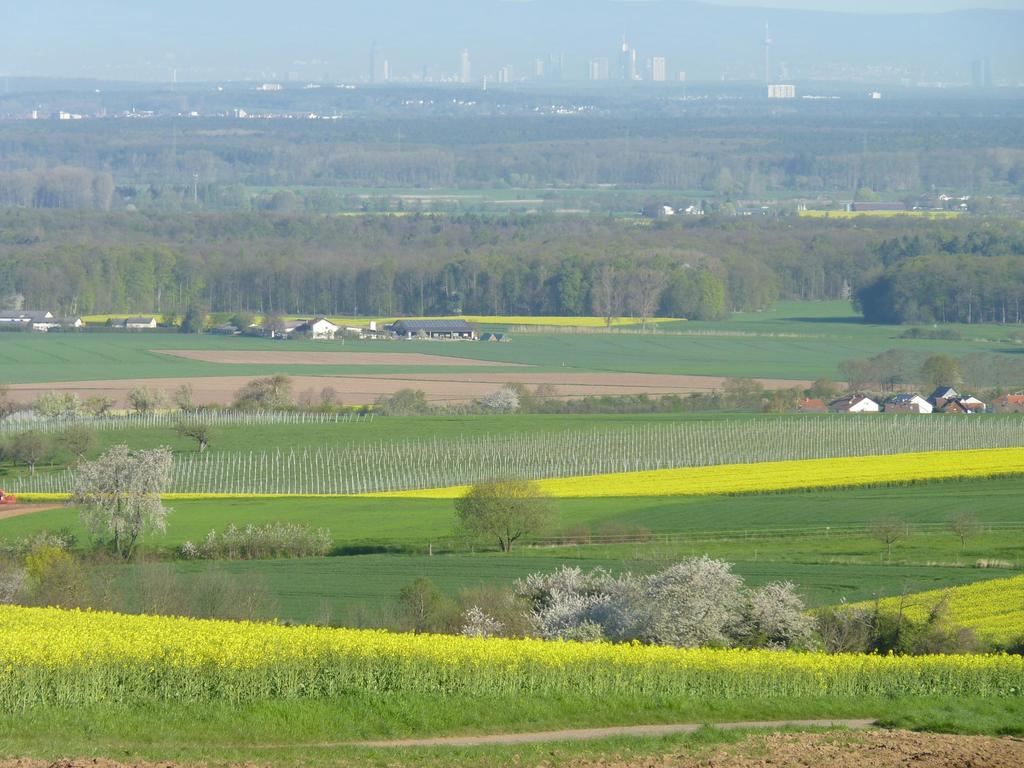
0,310,494,342
796,387,1018,415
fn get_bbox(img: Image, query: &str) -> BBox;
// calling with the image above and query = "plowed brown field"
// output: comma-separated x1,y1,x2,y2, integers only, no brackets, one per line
4,372,813,407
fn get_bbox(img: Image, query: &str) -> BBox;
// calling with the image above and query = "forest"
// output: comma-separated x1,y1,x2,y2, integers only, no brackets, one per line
0,93,1022,209
0,210,1021,322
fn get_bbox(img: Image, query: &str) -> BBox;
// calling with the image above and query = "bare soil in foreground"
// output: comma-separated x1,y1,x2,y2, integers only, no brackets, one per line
1,731,1021,767
4,372,813,408
0,503,64,521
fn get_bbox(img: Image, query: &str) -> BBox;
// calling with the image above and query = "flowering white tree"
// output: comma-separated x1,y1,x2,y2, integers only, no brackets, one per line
476,388,520,413
516,558,814,650
73,445,173,560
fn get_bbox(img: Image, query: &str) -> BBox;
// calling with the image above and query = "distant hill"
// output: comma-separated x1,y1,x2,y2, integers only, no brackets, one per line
0,1,1020,84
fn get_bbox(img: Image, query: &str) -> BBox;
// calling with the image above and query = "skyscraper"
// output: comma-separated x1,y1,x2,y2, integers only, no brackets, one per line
618,36,630,81
652,57,666,83
972,57,993,88
460,49,471,83
589,58,610,81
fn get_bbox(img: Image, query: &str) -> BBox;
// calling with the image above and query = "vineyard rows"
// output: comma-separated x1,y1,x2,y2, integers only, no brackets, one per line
9,415,1024,495
0,409,374,435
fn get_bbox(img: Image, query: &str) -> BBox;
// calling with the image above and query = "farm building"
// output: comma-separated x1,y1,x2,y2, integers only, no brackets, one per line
0,310,65,331
883,393,933,414
827,394,880,413
111,317,158,330
390,319,478,340
480,332,508,342
992,394,1024,413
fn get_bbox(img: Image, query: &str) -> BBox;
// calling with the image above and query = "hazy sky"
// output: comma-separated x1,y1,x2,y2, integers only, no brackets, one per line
706,0,1024,11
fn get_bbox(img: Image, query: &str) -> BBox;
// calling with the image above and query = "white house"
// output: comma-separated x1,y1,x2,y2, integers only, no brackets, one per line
282,317,339,340
828,394,880,413
305,318,339,339
884,393,933,414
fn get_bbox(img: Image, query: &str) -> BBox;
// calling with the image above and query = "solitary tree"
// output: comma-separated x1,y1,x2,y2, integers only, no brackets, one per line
232,374,293,410
949,511,981,550
174,384,195,411
73,445,173,560
871,518,908,561
8,431,52,475
176,421,213,453
921,354,962,390
454,478,555,553
60,425,98,462
82,395,115,418
33,391,80,418
591,265,621,329
628,267,663,330
128,387,164,415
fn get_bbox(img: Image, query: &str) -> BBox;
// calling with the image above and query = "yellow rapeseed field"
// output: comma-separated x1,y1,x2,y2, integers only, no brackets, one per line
844,575,1024,645
0,605,1020,709
366,448,1024,499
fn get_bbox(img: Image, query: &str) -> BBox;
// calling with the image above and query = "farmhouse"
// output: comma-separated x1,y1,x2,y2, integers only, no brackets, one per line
274,318,339,339
883,393,933,414
390,319,478,340
827,394,880,413
992,394,1024,413
0,310,64,331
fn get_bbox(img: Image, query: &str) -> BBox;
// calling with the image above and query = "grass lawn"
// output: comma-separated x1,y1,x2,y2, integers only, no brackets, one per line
0,696,1020,766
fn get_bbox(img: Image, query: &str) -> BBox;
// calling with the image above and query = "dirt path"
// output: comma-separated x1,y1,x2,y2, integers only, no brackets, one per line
319,719,877,749
2,729,1022,766
0,503,64,521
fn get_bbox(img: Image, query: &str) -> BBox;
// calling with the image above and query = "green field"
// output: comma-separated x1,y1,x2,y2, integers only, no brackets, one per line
7,476,1022,624
2,300,1024,383
5,475,1023,548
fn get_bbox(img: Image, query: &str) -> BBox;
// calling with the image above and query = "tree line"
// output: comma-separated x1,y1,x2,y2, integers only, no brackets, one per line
4,211,1019,320
856,228,1024,324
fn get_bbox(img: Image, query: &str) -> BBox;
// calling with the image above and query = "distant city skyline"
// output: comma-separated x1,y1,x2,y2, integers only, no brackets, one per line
0,1,1020,84
705,0,1024,11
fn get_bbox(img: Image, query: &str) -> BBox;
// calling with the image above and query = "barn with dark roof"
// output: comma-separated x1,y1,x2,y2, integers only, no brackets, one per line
390,319,478,340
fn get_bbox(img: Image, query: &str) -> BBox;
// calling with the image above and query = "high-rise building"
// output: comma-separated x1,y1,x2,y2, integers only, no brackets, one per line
382,59,391,82
498,65,513,84
651,56,666,83
460,49,471,83
972,57,993,88
534,59,545,79
589,58,610,81
618,36,630,80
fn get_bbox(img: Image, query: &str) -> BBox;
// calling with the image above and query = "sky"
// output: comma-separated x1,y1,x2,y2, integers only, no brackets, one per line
705,0,1024,10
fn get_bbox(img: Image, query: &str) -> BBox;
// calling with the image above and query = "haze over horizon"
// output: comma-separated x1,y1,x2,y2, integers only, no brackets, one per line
1,0,1021,84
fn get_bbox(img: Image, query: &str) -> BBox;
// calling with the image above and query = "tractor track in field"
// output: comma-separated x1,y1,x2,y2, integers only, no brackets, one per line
0,503,64,521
